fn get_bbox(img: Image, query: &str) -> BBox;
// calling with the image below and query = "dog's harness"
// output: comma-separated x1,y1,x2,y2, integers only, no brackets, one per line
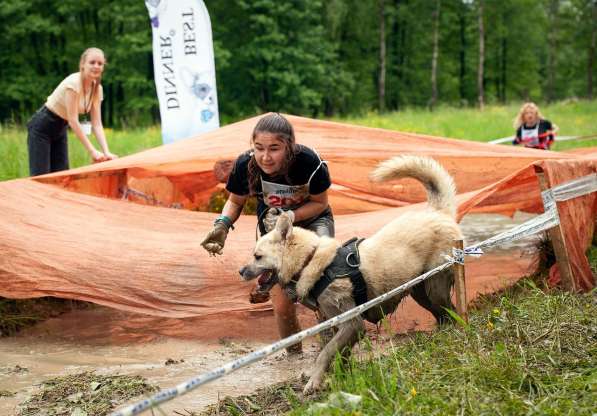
289,237,375,322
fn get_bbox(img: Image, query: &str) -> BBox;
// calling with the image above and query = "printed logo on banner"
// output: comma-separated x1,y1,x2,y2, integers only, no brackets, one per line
146,0,220,144
145,0,166,28
179,67,217,123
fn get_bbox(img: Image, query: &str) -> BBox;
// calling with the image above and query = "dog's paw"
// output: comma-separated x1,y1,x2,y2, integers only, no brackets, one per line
303,375,323,395
295,280,311,300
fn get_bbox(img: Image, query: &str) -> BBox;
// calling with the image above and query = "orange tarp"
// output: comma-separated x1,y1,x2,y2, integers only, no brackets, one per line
0,115,594,318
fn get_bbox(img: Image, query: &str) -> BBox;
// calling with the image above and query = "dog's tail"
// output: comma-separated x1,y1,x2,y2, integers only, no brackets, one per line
370,155,457,217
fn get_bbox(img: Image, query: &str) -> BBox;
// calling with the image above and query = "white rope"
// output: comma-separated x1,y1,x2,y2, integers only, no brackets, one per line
488,135,577,145
111,173,597,416
466,211,559,252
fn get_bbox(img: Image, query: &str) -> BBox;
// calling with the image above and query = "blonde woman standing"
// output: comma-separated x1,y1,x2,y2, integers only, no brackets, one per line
512,102,559,150
27,47,117,176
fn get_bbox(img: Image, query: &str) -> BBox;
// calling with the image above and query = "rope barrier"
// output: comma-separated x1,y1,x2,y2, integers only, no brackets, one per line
489,133,597,145
551,173,597,202
111,172,596,416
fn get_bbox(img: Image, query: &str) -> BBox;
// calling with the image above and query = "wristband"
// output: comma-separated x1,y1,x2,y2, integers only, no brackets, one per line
215,215,234,230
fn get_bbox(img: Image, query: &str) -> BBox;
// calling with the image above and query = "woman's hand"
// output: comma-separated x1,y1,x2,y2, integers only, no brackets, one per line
264,208,295,232
201,222,229,256
103,151,118,160
90,149,107,163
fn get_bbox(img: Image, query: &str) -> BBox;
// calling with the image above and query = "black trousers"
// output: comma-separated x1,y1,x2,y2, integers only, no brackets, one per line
301,208,335,237
27,106,69,176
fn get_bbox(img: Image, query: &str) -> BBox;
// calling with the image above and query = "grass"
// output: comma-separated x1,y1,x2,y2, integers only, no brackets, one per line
197,379,313,416
1,99,596,181
196,276,597,416
337,99,597,149
0,125,161,181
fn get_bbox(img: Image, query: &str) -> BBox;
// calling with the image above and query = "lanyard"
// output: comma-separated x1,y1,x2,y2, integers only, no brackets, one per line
83,82,95,115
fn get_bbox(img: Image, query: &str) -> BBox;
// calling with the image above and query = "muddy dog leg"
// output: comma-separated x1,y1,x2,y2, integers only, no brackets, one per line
411,269,455,325
304,287,365,395
315,310,336,348
303,316,363,395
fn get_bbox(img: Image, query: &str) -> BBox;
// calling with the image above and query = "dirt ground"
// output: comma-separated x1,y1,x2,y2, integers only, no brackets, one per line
0,213,539,415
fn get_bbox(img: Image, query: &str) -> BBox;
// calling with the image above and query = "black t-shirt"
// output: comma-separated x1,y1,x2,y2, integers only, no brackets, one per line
226,144,332,223
514,119,554,149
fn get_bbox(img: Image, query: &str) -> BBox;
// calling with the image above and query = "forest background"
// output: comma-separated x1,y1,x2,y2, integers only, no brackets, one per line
0,0,596,127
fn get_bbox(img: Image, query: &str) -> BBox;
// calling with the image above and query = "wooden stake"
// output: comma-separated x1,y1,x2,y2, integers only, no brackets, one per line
453,239,468,322
533,166,577,292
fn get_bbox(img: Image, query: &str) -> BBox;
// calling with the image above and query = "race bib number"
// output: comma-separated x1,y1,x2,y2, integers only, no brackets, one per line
261,179,309,209
521,125,539,147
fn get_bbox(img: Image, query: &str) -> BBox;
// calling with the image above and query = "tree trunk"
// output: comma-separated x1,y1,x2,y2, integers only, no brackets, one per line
589,1,597,99
107,83,113,127
459,4,467,104
378,0,386,112
390,0,402,110
430,0,441,110
547,0,560,102
501,37,507,103
477,0,485,110
394,0,406,110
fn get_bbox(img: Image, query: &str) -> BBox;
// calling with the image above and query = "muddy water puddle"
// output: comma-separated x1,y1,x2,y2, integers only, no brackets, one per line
0,330,320,414
0,213,538,415
460,211,540,252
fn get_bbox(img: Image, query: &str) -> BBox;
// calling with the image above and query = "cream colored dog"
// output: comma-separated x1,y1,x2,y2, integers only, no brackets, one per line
239,155,462,394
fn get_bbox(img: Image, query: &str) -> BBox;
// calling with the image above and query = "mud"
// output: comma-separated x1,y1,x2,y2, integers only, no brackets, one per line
0,213,538,415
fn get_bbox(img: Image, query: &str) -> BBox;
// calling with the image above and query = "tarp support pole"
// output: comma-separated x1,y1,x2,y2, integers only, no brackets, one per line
534,166,577,292
453,239,468,322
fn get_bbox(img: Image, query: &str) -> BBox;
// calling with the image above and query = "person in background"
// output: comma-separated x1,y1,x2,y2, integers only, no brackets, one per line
201,112,334,354
512,102,559,150
27,47,117,176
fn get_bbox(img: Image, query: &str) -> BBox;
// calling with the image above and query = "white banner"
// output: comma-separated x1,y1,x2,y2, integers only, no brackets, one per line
146,0,219,144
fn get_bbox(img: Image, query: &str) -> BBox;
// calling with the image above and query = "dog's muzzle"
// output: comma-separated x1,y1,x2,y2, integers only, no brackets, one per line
239,267,279,293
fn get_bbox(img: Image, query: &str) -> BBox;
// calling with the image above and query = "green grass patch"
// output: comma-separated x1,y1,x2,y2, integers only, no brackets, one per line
0,125,161,181
336,100,597,147
297,282,596,416
17,372,158,416
2,100,596,181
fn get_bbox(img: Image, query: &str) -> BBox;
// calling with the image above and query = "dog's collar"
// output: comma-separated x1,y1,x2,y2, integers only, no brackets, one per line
289,242,319,284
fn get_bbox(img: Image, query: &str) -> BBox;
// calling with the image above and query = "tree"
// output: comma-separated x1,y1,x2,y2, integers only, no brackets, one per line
430,0,441,110
589,0,597,98
546,0,560,102
477,0,485,109
378,0,387,112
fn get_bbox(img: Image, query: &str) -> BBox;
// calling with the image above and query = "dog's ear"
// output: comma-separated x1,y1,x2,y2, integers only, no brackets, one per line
275,212,293,241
